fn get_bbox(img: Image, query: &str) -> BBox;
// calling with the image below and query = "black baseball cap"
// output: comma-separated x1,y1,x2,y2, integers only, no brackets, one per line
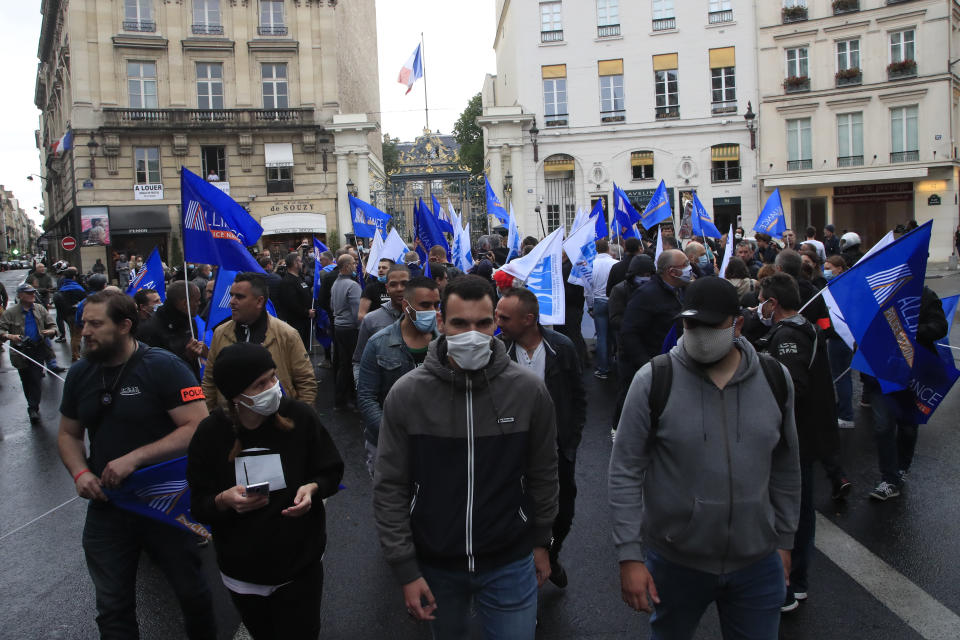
677,277,740,325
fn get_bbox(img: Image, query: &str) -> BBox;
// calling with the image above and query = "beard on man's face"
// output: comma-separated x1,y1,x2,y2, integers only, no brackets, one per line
82,330,124,363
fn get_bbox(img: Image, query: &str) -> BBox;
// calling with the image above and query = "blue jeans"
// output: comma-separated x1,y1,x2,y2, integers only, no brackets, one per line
827,338,854,421
593,298,610,374
865,378,918,485
645,549,785,640
791,462,815,593
82,502,216,639
420,554,538,640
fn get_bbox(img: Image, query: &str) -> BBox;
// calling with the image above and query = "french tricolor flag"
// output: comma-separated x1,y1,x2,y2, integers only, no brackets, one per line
397,43,424,95
50,129,73,156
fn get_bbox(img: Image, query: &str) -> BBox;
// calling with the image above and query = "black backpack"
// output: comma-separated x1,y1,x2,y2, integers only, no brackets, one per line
646,352,789,450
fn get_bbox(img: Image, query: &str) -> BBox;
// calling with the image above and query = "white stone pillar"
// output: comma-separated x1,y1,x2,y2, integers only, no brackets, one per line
488,145,503,225
335,152,350,246
357,151,370,202
510,143,524,229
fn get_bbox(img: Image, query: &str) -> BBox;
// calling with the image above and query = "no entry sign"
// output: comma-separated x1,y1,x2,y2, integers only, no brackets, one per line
61,236,77,251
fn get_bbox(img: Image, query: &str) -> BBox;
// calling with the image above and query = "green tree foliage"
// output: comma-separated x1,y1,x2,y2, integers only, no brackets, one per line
382,134,400,175
453,92,484,177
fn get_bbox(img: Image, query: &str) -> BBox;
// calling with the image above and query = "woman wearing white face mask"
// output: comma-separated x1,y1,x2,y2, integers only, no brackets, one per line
186,342,344,639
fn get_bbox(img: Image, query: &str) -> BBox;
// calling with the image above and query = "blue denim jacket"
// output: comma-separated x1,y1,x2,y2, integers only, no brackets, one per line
356,319,436,446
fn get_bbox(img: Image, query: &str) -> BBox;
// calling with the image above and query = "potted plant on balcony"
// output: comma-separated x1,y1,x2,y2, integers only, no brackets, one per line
782,5,808,22
835,67,861,83
887,59,917,76
832,0,858,13
783,75,810,91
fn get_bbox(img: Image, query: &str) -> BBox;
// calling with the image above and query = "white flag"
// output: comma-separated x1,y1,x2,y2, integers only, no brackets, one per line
364,229,385,276
719,225,734,280
503,226,566,325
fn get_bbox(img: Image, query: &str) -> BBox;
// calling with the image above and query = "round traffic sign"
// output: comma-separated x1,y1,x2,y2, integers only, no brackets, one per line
61,236,77,251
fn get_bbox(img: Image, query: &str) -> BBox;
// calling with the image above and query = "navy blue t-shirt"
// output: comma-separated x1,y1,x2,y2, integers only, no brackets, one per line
59,343,205,475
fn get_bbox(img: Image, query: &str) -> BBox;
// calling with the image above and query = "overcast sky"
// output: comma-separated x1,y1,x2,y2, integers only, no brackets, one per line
0,2,496,227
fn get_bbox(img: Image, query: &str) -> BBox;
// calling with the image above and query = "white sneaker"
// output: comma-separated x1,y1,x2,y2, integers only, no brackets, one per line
837,419,855,429
869,481,901,501
610,428,617,442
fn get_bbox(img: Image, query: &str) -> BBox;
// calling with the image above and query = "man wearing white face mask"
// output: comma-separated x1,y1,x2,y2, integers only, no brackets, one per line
374,275,559,639
610,277,800,640
357,277,440,477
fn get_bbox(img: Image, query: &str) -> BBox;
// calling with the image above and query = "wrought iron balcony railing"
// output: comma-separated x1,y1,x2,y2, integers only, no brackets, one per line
102,108,314,129
709,10,734,24
257,25,288,36
541,30,563,43
890,150,919,163
597,24,620,37
711,166,741,183
123,20,156,32
787,159,813,171
652,17,676,31
191,23,224,35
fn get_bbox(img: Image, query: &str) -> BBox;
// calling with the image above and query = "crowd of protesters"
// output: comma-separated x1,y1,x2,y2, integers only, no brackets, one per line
0,216,948,639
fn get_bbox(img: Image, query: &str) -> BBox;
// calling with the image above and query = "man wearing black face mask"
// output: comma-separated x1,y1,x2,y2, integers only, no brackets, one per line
753,273,848,613
610,277,800,639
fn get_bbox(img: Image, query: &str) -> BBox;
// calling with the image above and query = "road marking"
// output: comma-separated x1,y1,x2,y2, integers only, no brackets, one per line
0,496,78,543
815,513,960,639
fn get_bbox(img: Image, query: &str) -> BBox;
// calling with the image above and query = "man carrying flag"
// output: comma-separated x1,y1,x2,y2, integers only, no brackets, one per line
57,290,217,639
138,280,206,382
753,189,787,239
824,223,949,500
485,178,510,224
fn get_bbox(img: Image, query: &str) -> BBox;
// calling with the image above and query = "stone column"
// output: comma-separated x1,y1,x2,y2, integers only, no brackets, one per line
510,143,524,229
357,151,370,201
336,151,350,246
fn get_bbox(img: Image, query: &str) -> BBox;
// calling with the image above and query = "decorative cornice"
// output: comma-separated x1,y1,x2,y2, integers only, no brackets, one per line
247,39,299,53
112,35,169,50
181,38,235,52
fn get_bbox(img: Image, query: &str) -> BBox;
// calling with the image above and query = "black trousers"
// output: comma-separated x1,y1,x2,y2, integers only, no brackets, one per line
557,304,588,367
332,326,358,406
18,364,43,412
229,561,324,640
551,454,577,560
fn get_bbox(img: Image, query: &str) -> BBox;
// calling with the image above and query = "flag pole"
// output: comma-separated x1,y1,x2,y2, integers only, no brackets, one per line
183,260,196,340
421,32,430,132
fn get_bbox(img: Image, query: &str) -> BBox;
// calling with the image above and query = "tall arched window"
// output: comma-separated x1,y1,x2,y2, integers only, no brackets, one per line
543,154,576,231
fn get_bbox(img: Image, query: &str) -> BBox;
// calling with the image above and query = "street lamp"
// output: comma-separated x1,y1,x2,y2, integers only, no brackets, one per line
87,134,100,179
529,118,540,163
346,178,358,197
26,174,47,183
744,102,756,151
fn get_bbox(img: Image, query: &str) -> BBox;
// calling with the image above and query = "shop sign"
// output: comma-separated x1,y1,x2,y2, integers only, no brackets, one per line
269,200,316,213
134,184,164,200
928,194,942,206
623,187,675,211
833,182,913,204
82,179,94,189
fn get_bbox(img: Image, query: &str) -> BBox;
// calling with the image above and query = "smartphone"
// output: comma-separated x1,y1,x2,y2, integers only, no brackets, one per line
244,481,270,497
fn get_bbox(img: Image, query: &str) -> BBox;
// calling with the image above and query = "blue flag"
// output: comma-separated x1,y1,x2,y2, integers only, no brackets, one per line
506,204,522,263
348,195,391,239
592,199,608,239
614,182,642,226
897,340,960,424
312,237,329,298
690,192,722,239
936,294,960,367
826,222,932,393
639,180,672,229
432,195,454,235
485,178,509,223
611,199,641,240
204,269,237,347
754,189,787,238
125,247,166,302
103,456,211,539
181,168,264,273
415,198,450,264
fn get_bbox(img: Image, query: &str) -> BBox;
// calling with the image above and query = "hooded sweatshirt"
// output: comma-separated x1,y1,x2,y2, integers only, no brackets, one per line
609,337,801,575
373,336,559,585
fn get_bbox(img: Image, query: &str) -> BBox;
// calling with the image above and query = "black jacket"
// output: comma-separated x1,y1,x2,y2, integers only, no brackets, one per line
756,316,838,464
619,275,683,370
264,271,283,304
917,286,948,353
137,304,202,381
606,254,639,297
502,327,586,461
562,259,585,311
824,235,841,257
841,247,864,268
187,398,344,585
275,271,312,331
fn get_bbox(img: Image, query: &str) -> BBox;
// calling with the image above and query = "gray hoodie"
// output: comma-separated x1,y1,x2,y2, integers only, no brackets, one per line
608,336,800,575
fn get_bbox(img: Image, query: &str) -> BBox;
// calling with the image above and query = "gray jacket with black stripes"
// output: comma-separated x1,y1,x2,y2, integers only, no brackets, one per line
373,335,559,585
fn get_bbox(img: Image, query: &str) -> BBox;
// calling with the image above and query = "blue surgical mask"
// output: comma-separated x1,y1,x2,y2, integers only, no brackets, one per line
407,307,437,333
677,265,694,283
377,275,387,283
697,255,710,268
823,269,835,281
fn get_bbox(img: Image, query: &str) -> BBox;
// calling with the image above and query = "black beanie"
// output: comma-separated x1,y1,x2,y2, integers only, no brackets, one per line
213,342,277,401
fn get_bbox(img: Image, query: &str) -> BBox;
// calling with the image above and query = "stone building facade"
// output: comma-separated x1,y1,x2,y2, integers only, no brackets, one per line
35,0,383,276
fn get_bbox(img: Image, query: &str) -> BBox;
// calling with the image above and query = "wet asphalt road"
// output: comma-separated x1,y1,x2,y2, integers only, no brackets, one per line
1,266,959,639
